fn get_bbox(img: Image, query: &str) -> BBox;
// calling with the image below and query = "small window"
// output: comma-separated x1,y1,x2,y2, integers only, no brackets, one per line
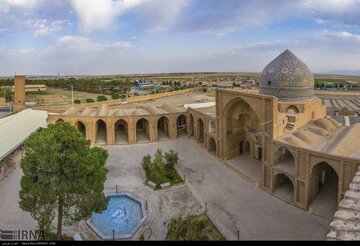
267,81,272,86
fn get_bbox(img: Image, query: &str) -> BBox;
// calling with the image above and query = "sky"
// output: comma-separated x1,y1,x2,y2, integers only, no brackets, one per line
1,0,360,76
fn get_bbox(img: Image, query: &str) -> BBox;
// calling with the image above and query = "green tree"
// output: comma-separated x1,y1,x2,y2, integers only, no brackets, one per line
86,98,95,103
97,95,108,101
19,121,108,240
164,150,179,168
111,93,120,99
74,99,81,104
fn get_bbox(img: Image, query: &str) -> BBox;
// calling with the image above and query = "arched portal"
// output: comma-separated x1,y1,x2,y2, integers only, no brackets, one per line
115,119,128,144
177,114,187,137
136,118,150,143
208,137,216,155
274,147,295,173
189,114,194,137
75,121,86,138
274,174,294,202
95,119,107,144
56,119,64,123
197,118,204,143
309,162,339,217
209,120,216,134
157,116,170,141
225,98,260,159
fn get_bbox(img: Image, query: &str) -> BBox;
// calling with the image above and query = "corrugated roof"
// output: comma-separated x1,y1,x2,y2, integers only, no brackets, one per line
0,109,48,161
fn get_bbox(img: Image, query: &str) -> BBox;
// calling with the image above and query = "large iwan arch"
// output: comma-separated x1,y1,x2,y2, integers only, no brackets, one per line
223,98,260,160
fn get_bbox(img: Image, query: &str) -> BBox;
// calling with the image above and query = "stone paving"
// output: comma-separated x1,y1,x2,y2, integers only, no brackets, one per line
0,136,331,240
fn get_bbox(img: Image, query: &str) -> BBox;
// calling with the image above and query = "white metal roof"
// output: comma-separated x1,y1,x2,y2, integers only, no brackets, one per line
184,102,216,109
0,109,48,161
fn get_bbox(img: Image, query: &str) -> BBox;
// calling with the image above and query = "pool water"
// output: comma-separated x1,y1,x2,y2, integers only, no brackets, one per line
88,194,146,239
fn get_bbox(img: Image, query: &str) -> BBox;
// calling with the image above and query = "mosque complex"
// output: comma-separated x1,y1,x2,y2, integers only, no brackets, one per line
3,50,360,240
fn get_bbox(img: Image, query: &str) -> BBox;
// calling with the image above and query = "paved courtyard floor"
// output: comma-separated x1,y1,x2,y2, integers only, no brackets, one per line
0,137,330,240
104,137,330,240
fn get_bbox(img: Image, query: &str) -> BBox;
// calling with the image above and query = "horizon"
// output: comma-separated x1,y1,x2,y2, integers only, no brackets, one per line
1,0,360,76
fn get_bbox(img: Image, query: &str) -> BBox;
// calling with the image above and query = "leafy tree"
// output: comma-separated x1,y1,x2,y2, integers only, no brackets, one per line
111,93,120,99
86,98,94,103
19,121,108,240
97,95,108,101
164,150,179,168
142,154,152,173
74,99,81,104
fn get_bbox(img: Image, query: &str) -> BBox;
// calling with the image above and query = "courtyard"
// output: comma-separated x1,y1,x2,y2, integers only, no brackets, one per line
0,136,330,240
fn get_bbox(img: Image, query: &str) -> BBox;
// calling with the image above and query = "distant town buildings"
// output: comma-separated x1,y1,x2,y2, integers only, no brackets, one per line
11,84,47,92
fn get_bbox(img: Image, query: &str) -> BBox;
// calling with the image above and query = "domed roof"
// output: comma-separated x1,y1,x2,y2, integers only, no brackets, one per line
259,49,314,101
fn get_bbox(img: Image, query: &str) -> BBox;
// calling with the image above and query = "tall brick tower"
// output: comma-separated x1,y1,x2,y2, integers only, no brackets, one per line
14,75,26,112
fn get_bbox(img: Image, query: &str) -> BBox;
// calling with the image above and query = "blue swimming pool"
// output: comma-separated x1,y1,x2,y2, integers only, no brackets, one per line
87,193,147,239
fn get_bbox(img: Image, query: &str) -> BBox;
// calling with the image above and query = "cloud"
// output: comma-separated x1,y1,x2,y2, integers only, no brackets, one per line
48,35,134,53
4,0,44,8
69,0,189,33
26,19,70,36
173,0,360,34
300,0,360,27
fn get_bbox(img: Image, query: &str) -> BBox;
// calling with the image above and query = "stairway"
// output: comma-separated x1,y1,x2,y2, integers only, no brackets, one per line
286,123,295,130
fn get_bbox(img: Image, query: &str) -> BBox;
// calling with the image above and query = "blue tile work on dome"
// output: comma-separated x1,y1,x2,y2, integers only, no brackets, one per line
259,49,315,101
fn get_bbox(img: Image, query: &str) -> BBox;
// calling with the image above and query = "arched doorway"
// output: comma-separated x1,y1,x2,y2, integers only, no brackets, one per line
115,119,128,144
56,119,64,123
258,147,263,161
225,98,260,159
157,116,170,141
274,147,295,173
189,114,194,137
208,137,216,155
239,141,250,155
75,121,86,138
197,118,204,143
309,162,339,217
95,119,107,144
177,114,187,137
136,118,150,143
209,120,216,134
274,174,294,202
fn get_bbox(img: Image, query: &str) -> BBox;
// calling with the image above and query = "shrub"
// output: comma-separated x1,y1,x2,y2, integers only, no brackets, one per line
74,99,81,104
111,93,120,99
86,98,94,103
97,95,108,101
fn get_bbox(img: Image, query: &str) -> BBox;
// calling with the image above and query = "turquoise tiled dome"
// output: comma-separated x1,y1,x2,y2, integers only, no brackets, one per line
259,49,314,101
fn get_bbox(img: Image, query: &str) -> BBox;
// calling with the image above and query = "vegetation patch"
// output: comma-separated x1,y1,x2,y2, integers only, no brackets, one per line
142,149,183,189
166,214,225,241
